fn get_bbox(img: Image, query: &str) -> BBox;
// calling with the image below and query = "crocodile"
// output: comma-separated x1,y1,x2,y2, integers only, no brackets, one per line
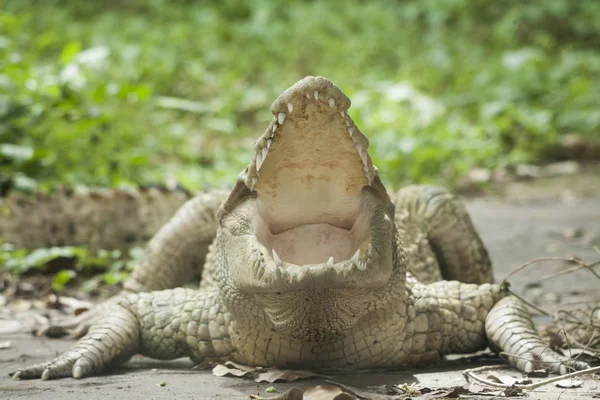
10,76,589,381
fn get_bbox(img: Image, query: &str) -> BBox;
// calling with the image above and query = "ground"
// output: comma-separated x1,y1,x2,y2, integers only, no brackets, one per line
1,171,599,400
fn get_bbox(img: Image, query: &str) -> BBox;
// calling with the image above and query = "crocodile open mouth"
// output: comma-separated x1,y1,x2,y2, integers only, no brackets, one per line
249,77,380,269
221,77,394,292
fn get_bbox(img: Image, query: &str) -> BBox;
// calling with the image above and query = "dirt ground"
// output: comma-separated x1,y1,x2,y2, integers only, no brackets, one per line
1,172,599,400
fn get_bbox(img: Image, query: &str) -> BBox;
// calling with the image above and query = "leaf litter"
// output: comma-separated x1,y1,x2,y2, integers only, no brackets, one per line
210,361,329,383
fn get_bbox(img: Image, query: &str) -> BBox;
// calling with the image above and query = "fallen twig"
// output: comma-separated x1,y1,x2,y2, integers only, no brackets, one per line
540,264,589,282
502,257,600,286
463,364,600,390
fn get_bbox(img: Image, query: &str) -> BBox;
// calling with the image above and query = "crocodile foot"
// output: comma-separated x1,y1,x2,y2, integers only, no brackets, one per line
487,296,591,374
11,353,92,380
503,347,590,374
13,304,140,380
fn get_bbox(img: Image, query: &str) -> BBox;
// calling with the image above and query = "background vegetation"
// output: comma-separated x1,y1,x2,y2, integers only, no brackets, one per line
1,0,600,288
2,0,599,193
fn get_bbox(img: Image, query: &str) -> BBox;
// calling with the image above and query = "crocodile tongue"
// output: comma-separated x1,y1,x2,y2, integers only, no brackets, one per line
246,76,378,267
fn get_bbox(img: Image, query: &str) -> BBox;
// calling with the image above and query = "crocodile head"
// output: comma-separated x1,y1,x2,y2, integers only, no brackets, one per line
219,76,397,340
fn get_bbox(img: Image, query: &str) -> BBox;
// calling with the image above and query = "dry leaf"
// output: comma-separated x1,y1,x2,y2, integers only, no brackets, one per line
212,362,325,383
323,380,400,399
212,362,255,378
499,375,531,385
255,369,328,383
304,385,353,400
440,386,472,398
555,379,583,388
485,373,531,386
224,360,258,371
46,295,93,313
262,387,304,400
465,383,487,394
501,385,526,397
192,361,216,370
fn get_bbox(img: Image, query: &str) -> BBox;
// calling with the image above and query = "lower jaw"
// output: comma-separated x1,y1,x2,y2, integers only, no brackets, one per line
251,258,384,293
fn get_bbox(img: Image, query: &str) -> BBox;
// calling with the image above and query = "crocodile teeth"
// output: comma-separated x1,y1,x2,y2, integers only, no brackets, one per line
347,127,355,138
251,176,258,190
355,143,368,165
350,249,360,265
339,111,345,117
333,263,346,273
360,151,368,166
272,124,278,133
328,98,335,107
277,112,286,125
327,256,334,266
256,151,264,171
313,90,319,100
267,138,273,149
261,147,268,161
272,249,283,267
305,93,310,99
287,102,294,113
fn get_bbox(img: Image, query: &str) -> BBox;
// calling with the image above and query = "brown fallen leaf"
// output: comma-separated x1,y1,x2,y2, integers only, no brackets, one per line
212,361,326,383
500,385,527,397
256,369,329,383
258,386,351,400
261,387,304,400
191,361,216,370
212,361,256,378
324,380,401,399
485,373,532,386
304,385,353,400
46,295,93,313
440,386,472,398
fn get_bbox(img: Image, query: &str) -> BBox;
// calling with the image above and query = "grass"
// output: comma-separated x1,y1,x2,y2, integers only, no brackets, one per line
1,0,598,194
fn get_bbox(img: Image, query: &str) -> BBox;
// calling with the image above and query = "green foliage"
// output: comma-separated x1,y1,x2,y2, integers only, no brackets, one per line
1,241,143,291
1,0,599,192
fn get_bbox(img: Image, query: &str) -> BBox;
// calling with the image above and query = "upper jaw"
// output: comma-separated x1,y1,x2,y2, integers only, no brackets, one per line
244,76,377,191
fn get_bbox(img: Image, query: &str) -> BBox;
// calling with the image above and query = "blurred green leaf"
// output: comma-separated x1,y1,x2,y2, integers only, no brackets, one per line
52,269,76,291
0,144,34,161
60,41,82,65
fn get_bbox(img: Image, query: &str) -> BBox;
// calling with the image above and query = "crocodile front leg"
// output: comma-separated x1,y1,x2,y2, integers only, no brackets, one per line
406,280,589,373
12,288,234,380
